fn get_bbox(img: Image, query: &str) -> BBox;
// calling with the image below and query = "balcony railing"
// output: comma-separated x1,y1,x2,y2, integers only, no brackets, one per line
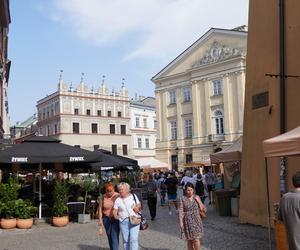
207,134,225,143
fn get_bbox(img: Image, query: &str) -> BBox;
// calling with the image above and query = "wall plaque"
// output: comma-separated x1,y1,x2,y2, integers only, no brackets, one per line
252,91,269,109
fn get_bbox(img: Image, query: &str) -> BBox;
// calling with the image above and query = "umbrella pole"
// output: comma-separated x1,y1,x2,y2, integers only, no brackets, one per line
39,163,42,219
265,158,272,250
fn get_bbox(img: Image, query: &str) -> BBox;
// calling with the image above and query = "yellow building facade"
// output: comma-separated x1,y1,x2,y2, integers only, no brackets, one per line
152,28,247,170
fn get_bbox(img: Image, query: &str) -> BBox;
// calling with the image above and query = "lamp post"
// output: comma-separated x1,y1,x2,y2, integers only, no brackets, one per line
175,146,179,171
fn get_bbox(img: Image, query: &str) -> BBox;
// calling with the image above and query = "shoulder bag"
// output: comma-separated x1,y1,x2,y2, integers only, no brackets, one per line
195,197,206,220
122,194,141,225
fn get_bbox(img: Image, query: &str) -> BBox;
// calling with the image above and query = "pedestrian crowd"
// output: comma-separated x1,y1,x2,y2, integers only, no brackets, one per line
98,167,223,250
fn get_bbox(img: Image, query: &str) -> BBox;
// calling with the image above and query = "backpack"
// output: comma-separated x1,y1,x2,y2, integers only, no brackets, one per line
160,180,167,190
146,183,155,197
195,180,204,196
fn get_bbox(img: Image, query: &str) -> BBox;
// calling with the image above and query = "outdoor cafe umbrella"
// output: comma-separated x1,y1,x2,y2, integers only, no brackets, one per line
90,149,139,171
0,136,103,218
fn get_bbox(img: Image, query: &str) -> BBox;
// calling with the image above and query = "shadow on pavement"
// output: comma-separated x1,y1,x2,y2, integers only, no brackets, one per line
77,244,109,250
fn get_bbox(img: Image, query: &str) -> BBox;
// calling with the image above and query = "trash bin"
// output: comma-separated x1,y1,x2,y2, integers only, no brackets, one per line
215,189,237,216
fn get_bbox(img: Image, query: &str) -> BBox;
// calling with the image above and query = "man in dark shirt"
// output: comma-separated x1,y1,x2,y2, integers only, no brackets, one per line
164,172,178,215
278,171,300,250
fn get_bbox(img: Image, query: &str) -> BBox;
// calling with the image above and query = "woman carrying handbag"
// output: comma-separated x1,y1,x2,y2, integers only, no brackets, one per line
113,182,141,250
179,182,207,250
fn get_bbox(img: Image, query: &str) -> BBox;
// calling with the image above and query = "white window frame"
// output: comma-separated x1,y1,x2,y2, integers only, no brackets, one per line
169,90,176,104
183,87,191,102
185,119,192,138
138,138,142,148
136,117,140,128
213,79,222,96
214,110,224,135
145,138,150,149
143,118,147,128
170,121,177,140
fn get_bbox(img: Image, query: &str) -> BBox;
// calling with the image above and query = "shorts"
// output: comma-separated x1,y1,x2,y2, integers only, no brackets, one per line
167,193,177,201
207,184,215,192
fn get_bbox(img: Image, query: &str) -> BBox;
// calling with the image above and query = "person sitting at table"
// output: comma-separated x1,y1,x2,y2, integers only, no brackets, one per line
98,183,120,250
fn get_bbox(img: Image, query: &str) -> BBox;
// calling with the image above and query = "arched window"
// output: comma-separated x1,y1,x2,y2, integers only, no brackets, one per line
215,110,224,135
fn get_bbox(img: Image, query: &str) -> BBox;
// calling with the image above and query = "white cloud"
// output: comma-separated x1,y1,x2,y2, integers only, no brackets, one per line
51,0,249,61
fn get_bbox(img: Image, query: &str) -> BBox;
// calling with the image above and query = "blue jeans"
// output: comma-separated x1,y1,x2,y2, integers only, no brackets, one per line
102,216,120,250
119,218,140,250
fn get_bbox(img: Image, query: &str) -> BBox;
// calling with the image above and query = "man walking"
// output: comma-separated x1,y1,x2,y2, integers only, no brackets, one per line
165,172,178,215
278,171,300,250
146,174,158,220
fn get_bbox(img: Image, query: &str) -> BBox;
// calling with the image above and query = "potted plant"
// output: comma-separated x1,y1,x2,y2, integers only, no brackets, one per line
78,177,97,224
52,181,69,227
15,199,37,229
0,178,20,229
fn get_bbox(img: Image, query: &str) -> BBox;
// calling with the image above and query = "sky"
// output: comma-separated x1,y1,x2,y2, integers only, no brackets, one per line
8,0,249,125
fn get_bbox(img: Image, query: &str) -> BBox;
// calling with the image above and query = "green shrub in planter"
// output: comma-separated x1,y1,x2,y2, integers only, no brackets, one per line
80,177,97,214
52,181,69,217
0,200,17,219
0,178,20,202
15,199,37,219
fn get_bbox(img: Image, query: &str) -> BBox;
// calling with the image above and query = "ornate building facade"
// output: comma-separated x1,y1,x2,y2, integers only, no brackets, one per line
152,27,247,170
0,0,11,138
130,96,157,159
36,77,132,156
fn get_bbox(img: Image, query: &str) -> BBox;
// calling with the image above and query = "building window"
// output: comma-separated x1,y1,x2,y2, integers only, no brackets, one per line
145,138,149,149
107,111,112,117
74,145,80,148
54,124,58,134
169,90,176,104
186,154,193,164
97,110,101,116
183,87,191,102
110,124,115,134
120,125,126,135
185,119,192,138
93,145,99,150
215,110,224,134
143,118,147,128
171,121,177,140
86,109,91,115
73,123,79,134
213,79,222,96
112,144,117,155
47,125,50,135
122,145,128,155
136,117,140,128
118,111,122,117
74,108,79,115
138,138,142,148
154,120,157,130
92,123,98,134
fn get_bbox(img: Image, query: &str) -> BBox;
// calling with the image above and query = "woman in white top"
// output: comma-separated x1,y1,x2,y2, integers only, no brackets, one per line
113,182,141,250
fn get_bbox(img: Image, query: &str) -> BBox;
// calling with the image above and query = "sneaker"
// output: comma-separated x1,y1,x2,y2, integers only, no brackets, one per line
169,211,172,215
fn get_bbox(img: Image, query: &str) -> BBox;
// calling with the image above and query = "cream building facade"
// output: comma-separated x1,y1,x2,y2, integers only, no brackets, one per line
130,97,157,159
152,28,247,170
36,77,132,156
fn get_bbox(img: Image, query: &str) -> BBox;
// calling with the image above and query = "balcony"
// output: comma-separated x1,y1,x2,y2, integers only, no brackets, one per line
207,134,225,143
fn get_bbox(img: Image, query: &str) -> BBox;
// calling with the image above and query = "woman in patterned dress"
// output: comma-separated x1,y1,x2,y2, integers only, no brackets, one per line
179,182,206,250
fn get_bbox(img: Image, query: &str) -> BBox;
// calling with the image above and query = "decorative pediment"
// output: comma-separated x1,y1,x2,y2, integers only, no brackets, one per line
192,41,245,68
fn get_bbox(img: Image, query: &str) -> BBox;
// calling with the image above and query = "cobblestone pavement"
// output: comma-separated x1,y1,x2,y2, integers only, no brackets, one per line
0,194,275,250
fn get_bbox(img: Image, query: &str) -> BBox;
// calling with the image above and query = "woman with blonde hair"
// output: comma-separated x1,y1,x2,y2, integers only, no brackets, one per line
113,182,141,250
98,183,120,250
